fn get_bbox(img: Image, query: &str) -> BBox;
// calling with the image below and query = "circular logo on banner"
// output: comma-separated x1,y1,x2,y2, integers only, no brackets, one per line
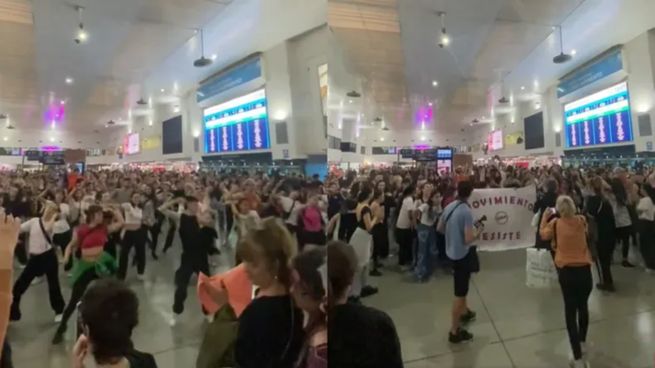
495,211,509,225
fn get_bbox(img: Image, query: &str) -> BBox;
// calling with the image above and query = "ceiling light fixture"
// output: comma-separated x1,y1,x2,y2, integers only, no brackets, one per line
552,25,572,64
520,86,525,90
65,77,74,85
74,6,88,44
432,80,438,87
148,119,153,126
428,102,433,106
211,54,217,61
380,137,385,141
437,12,450,48
193,28,213,68
160,88,165,93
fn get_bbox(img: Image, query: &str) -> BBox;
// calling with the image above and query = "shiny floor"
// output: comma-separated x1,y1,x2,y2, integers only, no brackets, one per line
9,230,235,368
9,237,655,368
366,249,655,368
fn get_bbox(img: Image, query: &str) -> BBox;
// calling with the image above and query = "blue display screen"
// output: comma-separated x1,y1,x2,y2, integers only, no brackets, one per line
564,82,633,148
204,89,271,153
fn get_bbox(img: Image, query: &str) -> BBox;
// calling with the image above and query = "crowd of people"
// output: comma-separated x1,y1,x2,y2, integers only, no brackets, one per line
0,161,653,367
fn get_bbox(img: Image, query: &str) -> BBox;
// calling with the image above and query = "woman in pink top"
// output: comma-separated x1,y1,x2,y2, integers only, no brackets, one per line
540,195,592,368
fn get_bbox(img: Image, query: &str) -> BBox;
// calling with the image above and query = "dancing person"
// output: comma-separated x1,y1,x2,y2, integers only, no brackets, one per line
540,196,593,368
534,178,558,250
71,279,157,368
297,193,326,250
290,247,328,368
328,241,403,368
0,214,21,365
234,217,304,368
369,189,387,276
10,204,65,322
141,186,158,260
159,196,213,325
118,192,147,281
585,177,617,291
53,205,124,344
437,181,482,344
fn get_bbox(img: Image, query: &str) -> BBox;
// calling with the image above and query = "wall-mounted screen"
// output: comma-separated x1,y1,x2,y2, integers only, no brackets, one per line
204,89,270,153
524,112,545,149
162,116,183,154
487,130,504,151
123,133,140,155
564,81,633,148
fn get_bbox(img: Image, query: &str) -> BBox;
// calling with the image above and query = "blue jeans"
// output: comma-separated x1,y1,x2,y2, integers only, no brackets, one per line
415,223,436,280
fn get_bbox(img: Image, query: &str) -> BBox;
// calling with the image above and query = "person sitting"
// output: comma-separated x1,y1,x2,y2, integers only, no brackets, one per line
71,278,157,368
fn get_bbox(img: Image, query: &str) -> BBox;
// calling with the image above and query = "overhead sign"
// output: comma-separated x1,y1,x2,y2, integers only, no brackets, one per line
557,47,623,98
196,56,263,103
467,186,536,251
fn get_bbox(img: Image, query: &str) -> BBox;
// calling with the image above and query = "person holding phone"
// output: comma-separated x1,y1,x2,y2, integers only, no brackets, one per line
540,196,593,368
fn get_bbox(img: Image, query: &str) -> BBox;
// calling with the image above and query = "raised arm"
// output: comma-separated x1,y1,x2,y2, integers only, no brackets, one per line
107,207,125,234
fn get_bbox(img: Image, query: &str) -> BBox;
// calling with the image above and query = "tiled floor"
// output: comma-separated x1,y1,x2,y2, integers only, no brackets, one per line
9,232,233,368
9,239,655,367
365,249,655,368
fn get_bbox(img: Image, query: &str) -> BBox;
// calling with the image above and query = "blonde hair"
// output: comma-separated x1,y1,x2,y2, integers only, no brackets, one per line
237,217,297,288
556,195,577,218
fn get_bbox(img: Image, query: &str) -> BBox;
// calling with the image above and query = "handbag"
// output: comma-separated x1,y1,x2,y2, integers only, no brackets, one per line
531,209,542,228
196,304,238,368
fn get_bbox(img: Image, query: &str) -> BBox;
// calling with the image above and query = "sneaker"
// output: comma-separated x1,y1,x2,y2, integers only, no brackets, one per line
622,260,635,268
361,285,379,298
460,310,477,324
448,328,473,344
168,315,178,327
646,268,655,274
54,314,63,323
136,274,146,282
31,277,44,286
369,269,383,277
151,251,159,260
205,314,215,323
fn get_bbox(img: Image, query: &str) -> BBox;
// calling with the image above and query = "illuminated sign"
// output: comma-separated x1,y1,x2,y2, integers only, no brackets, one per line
204,89,270,153
564,82,633,148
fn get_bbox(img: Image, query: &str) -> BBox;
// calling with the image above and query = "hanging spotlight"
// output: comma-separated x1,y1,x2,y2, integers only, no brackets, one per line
74,6,88,44
552,25,572,64
437,12,450,48
193,28,213,68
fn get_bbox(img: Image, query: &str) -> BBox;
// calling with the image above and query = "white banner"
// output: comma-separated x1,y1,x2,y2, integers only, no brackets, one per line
469,186,537,251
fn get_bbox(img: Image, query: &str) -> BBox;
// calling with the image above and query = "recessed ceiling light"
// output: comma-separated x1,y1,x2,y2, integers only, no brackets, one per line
380,137,385,141
60,100,65,105
211,54,217,60
428,102,433,106
65,77,74,84
421,136,426,141
160,88,165,93
49,137,55,142
571,49,577,55
349,99,353,104
432,80,438,87
148,119,153,126
2,137,7,142
520,86,525,90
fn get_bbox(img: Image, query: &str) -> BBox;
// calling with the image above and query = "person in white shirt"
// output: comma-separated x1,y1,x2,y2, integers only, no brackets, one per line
9,204,65,323
52,190,72,264
636,180,655,272
117,192,146,281
395,185,416,267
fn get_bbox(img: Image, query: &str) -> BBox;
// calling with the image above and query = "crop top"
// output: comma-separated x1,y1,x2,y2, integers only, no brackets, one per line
77,224,108,250
357,206,371,231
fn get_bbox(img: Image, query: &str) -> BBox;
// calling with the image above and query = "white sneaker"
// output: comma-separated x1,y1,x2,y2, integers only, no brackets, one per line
168,315,178,327
205,314,215,323
54,314,63,323
31,277,44,286
136,274,146,281
581,341,593,357
645,268,655,274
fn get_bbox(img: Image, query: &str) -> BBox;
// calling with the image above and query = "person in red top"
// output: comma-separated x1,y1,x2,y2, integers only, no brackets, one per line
53,205,124,344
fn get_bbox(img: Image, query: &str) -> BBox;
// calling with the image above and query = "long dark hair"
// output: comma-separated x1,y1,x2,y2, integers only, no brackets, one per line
610,178,627,206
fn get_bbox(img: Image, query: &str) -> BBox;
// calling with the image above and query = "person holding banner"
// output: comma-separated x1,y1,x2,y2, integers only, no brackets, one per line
540,196,593,368
437,181,483,344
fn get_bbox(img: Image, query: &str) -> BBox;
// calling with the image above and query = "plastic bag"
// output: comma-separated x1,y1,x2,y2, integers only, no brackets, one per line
526,248,558,288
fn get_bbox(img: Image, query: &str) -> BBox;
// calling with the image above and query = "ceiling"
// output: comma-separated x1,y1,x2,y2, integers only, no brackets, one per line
329,0,655,134
0,0,325,134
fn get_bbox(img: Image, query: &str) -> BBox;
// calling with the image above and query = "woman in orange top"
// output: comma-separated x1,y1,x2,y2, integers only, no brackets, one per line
540,195,592,368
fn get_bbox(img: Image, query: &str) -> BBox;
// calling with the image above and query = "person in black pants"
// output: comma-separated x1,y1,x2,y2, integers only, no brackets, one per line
10,206,65,322
159,196,213,326
118,193,147,281
585,177,616,291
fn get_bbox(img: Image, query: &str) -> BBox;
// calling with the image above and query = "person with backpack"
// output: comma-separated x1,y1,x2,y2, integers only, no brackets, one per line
540,195,593,368
71,279,158,368
585,177,617,291
9,203,65,323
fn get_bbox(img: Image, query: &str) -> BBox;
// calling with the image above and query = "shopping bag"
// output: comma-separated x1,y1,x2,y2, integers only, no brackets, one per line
628,244,643,267
526,248,557,288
